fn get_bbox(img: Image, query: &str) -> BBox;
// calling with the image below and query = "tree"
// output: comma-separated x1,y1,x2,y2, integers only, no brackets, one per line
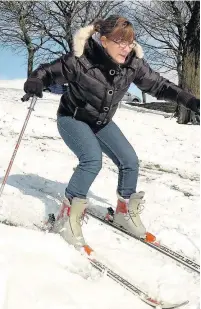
0,1,123,74
0,1,48,76
182,1,200,97
31,1,123,62
127,1,200,97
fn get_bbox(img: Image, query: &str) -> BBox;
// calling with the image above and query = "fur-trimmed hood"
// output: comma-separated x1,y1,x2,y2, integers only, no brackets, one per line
73,24,144,59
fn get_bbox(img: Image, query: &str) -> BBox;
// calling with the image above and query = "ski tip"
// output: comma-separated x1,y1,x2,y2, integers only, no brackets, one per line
83,245,94,256
145,232,156,243
173,300,189,308
142,297,189,309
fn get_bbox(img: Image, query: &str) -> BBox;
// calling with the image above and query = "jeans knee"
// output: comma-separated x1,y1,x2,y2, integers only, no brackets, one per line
122,153,139,171
80,156,102,175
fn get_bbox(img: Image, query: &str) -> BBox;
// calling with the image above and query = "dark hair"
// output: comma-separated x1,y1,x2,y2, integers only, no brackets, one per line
94,15,135,43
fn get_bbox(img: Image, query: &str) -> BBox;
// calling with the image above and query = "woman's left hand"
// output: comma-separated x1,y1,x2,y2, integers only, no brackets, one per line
186,98,200,114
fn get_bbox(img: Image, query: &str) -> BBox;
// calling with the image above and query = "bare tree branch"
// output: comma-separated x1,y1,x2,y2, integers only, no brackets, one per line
125,0,198,90
0,1,49,76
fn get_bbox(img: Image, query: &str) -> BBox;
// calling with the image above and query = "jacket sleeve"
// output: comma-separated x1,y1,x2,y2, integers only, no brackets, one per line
29,53,77,87
133,58,195,106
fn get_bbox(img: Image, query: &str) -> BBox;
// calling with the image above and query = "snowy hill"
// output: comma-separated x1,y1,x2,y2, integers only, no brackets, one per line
0,84,199,309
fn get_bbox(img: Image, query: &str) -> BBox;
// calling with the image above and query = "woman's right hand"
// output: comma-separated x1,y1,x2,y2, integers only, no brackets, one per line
24,77,43,98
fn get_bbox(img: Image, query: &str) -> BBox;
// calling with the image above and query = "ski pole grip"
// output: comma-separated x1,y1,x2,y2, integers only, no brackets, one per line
21,93,32,102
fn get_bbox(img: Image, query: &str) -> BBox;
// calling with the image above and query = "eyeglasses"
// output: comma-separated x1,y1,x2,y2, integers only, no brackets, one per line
110,39,135,49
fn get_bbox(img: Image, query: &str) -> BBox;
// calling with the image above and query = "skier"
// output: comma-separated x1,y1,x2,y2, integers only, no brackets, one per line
23,15,200,252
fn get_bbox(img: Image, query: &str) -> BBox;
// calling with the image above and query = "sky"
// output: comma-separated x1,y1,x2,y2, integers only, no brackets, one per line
0,48,27,80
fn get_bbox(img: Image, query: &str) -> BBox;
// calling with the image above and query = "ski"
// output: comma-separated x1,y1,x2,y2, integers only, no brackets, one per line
0,219,189,309
44,215,189,308
89,256,188,308
87,208,200,274
80,244,189,308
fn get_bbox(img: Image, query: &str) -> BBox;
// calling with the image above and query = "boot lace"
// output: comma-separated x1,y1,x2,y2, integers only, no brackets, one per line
124,199,145,221
79,211,89,226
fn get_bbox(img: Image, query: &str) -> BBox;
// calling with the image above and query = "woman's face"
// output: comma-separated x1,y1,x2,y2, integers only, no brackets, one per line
100,36,134,64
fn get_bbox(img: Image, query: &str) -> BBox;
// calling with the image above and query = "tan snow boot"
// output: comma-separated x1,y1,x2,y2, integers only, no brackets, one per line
53,197,89,249
113,191,146,239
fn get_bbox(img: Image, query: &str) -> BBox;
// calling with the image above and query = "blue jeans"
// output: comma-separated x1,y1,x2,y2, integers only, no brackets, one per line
57,116,139,199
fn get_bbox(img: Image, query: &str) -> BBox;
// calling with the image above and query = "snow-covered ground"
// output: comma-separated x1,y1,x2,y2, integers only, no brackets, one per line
0,83,200,309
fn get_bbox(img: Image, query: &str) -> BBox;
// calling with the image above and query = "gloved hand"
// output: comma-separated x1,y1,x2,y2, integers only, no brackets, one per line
186,97,200,115
24,77,43,98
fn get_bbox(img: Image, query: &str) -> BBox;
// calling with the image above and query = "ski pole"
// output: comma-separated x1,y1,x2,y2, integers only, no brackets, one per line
0,94,38,197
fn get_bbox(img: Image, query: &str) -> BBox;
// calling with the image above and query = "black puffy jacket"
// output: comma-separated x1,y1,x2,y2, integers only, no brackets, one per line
30,25,195,130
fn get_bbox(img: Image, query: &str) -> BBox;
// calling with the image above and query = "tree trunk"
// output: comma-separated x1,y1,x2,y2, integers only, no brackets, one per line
142,92,146,103
177,41,184,87
27,49,35,77
182,2,200,97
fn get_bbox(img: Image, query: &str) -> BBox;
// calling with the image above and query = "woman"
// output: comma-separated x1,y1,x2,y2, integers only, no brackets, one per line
24,15,199,252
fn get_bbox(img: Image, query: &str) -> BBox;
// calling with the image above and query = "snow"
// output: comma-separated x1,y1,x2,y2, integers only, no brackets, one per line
0,79,25,90
0,84,200,309
120,101,173,118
